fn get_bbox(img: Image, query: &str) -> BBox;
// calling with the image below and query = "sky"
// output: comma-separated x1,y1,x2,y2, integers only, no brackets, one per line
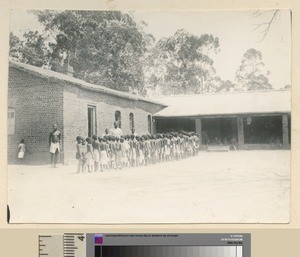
10,9,291,89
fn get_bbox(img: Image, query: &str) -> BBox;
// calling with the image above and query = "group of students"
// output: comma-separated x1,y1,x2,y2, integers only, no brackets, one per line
75,131,201,173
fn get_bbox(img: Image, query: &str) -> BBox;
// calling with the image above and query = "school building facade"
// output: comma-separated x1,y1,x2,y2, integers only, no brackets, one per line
153,90,291,150
8,61,166,164
7,61,291,164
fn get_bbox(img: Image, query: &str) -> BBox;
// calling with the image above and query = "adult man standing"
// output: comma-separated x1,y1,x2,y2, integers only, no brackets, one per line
49,124,61,168
110,121,123,138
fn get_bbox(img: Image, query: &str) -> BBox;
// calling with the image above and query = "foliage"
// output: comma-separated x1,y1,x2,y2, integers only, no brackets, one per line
9,31,50,67
32,10,149,93
144,29,220,95
235,48,272,91
9,11,278,96
203,76,236,93
252,10,280,41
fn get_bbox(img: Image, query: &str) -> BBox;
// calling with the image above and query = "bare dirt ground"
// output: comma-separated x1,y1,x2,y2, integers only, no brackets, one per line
7,150,290,224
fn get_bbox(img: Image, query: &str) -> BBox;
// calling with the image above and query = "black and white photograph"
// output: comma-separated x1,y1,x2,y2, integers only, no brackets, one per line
7,9,291,223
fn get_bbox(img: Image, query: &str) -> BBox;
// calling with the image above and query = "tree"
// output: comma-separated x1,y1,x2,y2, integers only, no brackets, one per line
32,10,148,93
252,10,280,41
143,29,220,95
203,77,236,93
219,80,236,92
9,32,23,60
9,31,50,67
235,48,272,91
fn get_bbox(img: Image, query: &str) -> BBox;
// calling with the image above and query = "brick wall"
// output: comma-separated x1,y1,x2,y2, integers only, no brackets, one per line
8,67,64,164
62,84,165,164
8,66,165,165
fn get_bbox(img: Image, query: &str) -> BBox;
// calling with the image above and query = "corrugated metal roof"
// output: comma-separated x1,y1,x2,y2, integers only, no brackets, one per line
154,90,291,117
9,60,166,107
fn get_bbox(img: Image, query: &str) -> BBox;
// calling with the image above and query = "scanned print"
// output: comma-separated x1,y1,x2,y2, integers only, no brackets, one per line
7,9,291,223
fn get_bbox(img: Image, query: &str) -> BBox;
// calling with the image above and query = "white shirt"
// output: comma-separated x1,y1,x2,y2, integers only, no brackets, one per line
110,127,123,138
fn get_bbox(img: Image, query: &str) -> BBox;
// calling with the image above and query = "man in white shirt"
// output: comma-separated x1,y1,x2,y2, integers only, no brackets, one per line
110,121,123,138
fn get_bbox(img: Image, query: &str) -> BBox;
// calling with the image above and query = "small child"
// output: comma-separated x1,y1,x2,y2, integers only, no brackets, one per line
80,138,87,172
120,138,129,168
115,138,122,169
92,135,100,172
106,136,113,169
99,137,108,172
130,135,137,167
85,137,94,172
109,136,117,170
76,136,82,173
17,139,26,164
165,135,171,161
144,136,151,166
124,136,130,167
138,137,145,166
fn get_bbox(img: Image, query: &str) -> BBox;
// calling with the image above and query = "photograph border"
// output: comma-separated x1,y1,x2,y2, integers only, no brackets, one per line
0,0,299,231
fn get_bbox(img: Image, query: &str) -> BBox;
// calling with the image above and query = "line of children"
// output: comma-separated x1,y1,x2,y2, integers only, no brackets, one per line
75,131,200,173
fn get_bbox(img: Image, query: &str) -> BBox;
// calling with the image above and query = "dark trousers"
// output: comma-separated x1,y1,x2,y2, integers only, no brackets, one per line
50,149,59,167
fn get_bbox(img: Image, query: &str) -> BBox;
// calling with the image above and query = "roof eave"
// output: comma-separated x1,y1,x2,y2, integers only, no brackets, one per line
9,61,166,107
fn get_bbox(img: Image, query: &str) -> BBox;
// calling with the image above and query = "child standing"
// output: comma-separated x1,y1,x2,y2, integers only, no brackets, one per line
80,138,87,172
106,136,113,169
115,138,122,169
138,137,145,166
109,136,117,170
17,139,26,164
143,135,151,166
120,138,129,168
123,136,130,167
131,135,138,167
92,135,100,172
99,137,108,172
85,137,94,172
76,136,82,173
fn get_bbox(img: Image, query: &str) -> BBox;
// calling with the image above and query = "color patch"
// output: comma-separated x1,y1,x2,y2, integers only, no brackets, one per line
95,234,104,245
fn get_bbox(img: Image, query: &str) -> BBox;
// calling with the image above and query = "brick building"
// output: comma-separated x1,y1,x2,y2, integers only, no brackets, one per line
7,61,291,164
8,61,166,164
154,90,291,150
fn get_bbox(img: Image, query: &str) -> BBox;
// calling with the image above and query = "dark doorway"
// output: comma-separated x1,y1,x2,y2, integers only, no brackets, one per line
148,115,152,134
155,118,196,133
201,117,238,145
129,113,134,131
88,106,96,137
288,115,291,144
115,110,121,128
243,115,283,145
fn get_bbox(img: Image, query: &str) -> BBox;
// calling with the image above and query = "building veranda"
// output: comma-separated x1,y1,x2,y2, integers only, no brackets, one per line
154,90,291,151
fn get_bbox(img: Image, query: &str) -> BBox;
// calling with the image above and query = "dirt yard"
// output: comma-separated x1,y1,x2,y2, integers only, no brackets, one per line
7,150,290,224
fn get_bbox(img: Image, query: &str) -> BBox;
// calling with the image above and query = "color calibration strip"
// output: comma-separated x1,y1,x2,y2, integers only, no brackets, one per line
39,233,86,257
95,246,242,257
39,235,63,257
39,233,250,257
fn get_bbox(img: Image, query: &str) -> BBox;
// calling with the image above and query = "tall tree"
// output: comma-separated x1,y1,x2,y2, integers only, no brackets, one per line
144,29,220,96
9,32,23,60
203,76,236,93
252,10,280,41
33,10,148,93
9,31,50,67
235,48,272,91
